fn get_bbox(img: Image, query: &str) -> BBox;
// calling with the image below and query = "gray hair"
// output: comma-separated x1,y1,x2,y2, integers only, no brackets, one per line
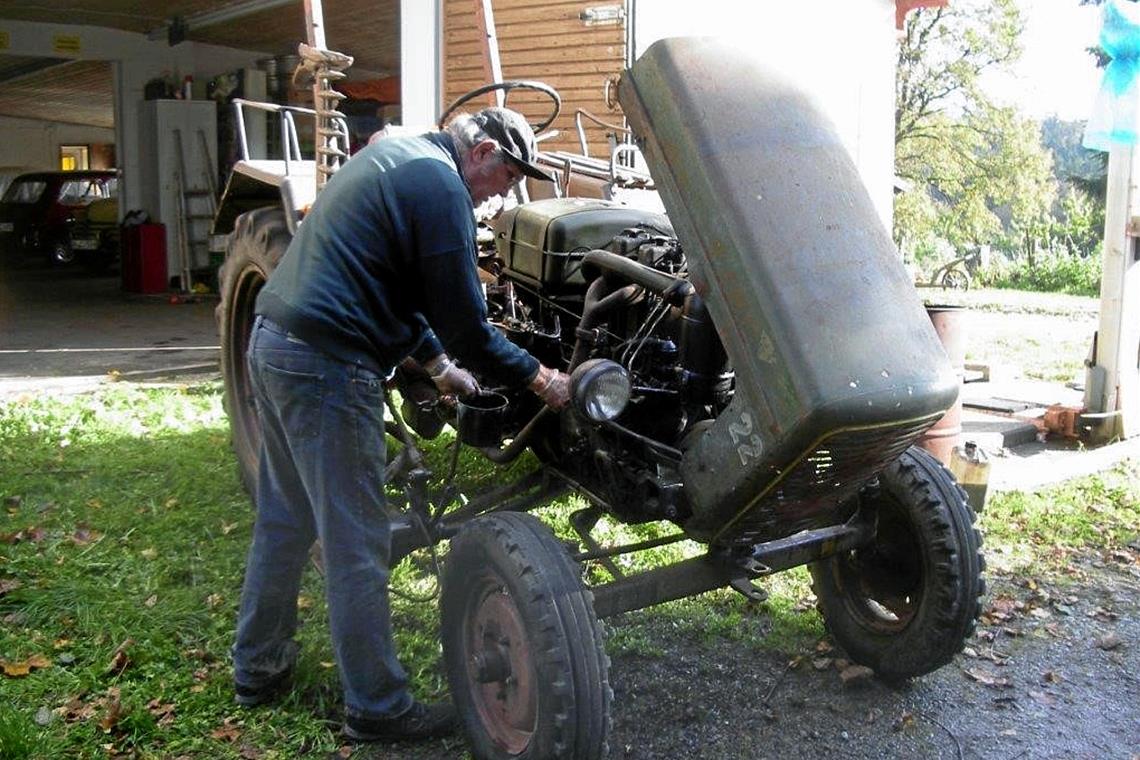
444,113,493,161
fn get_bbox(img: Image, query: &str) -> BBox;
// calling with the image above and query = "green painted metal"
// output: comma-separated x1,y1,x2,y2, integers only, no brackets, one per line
618,38,958,544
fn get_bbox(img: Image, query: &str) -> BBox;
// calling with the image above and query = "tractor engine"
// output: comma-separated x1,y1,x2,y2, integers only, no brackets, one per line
482,198,732,525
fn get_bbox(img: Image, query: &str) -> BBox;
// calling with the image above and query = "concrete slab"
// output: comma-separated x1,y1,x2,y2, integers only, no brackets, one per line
0,262,220,396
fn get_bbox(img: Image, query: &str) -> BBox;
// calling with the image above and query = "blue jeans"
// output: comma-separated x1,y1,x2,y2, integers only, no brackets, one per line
232,316,412,721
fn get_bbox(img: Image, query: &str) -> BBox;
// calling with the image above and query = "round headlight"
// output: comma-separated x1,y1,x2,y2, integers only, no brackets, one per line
570,359,631,422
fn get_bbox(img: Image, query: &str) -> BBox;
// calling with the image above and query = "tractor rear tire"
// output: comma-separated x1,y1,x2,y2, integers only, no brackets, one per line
810,446,985,681
442,513,611,760
217,207,291,494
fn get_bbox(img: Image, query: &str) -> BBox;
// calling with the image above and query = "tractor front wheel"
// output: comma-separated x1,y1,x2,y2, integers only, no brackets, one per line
811,446,985,681
442,513,610,760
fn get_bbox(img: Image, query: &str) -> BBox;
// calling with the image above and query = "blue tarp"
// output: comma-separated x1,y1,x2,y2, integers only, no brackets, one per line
1084,0,1140,150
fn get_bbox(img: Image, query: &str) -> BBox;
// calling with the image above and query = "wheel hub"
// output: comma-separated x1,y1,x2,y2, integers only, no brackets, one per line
467,586,536,753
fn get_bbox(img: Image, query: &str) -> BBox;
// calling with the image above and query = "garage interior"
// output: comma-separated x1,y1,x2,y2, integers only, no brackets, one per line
0,0,638,387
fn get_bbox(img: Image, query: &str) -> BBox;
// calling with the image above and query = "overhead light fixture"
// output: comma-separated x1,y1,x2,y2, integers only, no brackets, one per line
147,0,298,44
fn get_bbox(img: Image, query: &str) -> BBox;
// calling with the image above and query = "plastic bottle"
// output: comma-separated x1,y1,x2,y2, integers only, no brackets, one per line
183,75,194,100
950,441,990,512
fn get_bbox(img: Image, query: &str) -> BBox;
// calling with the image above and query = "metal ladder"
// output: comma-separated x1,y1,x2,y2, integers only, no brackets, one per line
172,128,217,292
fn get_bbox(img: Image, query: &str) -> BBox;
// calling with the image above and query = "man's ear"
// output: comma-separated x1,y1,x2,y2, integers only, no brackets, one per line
473,139,498,163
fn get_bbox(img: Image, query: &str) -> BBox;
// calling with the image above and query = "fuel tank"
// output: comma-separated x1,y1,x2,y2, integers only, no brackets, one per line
618,38,958,546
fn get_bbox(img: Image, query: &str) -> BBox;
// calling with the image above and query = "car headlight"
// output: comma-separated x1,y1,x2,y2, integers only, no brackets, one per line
570,359,631,422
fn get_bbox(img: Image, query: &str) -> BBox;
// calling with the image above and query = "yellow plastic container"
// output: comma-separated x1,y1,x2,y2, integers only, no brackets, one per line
950,441,990,512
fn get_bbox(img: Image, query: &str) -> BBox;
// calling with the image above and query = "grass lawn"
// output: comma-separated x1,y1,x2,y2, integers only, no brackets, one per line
1,383,1137,758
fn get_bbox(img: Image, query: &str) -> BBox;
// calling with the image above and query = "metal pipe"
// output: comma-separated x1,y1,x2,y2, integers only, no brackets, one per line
568,278,642,370
582,249,691,298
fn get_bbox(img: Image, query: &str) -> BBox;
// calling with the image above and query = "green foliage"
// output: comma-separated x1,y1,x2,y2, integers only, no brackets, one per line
978,248,1102,297
894,0,1082,282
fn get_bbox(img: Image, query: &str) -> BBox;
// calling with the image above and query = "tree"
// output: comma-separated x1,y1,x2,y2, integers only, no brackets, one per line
894,0,1056,264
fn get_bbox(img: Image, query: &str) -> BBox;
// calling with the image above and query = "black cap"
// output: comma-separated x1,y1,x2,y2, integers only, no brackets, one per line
473,107,556,182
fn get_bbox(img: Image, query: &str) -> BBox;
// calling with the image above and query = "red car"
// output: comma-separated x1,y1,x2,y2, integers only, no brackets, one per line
0,170,119,267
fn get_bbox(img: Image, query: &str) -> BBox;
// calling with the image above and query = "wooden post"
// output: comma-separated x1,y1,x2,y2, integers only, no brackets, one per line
1084,144,1140,442
475,0,504,107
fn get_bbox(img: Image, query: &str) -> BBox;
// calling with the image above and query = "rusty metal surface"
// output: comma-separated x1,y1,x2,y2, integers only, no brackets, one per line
618,38,958,544
919,305,966,465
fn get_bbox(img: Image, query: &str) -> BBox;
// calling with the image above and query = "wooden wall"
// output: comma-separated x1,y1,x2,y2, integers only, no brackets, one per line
443,0,626,157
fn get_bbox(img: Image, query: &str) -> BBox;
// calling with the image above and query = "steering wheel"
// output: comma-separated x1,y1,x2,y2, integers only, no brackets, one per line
438,80,562,132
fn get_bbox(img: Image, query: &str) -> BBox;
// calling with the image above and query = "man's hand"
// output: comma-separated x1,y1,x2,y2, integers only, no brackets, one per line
528,364,570,409
425,355,479,398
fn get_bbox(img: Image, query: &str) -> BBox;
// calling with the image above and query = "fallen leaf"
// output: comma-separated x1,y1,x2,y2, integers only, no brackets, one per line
338,746,354,759
1028,689,1056,706
815,640,834,654
1087,607,1119,622
297,595,313,610
1044,622,1065,638
2,661,31,677
70,527,100,546
144,595,158,608
34,706,53,726
57,696,96,723
164,498,179,509
812,657,833,671
210,717,242,743
963,668,1013,688
239,744,264,759
839,665,875,686
140,548,158,560
206,593,224,609
2,654,52,677
866,708,883,724
105,639,134,676
221,521,239,535
86,499,103,510
98,688,123,733
0,579,22,596
962,646,978,658
892,711,915,732
1029,607,1052,620
320,661,336,669
1096,633,1124,651
1041,670,1063,684
147,699,176,728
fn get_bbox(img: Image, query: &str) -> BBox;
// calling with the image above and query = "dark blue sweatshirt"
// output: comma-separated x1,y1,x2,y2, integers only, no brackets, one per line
255,131,539,386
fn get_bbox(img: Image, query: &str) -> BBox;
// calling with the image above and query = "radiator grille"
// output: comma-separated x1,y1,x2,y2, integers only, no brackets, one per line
716,415,940,546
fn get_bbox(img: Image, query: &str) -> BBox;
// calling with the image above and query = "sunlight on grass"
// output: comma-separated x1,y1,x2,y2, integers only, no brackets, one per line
2,383,1134,757
982,460,1140,575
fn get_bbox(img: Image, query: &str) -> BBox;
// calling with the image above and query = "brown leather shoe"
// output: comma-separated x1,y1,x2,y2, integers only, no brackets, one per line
343,701,458,742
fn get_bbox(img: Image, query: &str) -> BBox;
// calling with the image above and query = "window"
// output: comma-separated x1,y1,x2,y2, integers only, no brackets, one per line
57,179,107,206
59,145,90,171
1,180,47,203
